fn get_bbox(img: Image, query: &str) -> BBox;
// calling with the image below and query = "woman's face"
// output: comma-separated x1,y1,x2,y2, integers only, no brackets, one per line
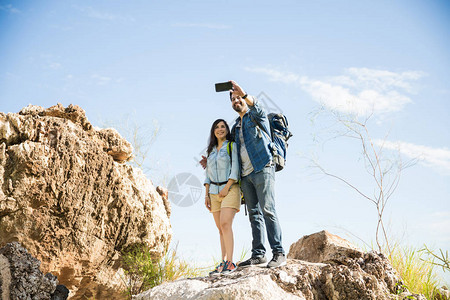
214,121,228,141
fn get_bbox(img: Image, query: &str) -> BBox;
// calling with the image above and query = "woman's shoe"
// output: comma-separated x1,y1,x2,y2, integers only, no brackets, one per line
209,260,225,276
221,260,237,275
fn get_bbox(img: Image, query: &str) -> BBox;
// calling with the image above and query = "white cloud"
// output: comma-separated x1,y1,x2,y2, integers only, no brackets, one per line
0,4,20,14
172,23,231,29
374,140,450,173
244,67,301,84
245,67,426,116
73,5,135,22
90,74,124,85
4,72,19,79
91,74,112,85
344,68,425,93
430,211,450,219
48,62,62,70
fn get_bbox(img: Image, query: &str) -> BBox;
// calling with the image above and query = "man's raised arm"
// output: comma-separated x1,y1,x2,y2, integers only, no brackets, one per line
231,80,255,106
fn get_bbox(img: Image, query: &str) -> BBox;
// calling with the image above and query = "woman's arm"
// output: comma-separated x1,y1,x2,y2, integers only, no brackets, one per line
219,143,239,198
218,179,236,198
204,183,211,211
204,160,211,185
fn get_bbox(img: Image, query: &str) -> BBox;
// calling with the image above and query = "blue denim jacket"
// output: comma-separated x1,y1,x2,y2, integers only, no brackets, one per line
204,140,240,194
232,98,273,173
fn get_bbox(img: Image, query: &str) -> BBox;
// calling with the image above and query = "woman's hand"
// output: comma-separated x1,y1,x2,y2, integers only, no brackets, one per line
219,186,229,198
205,195,211,211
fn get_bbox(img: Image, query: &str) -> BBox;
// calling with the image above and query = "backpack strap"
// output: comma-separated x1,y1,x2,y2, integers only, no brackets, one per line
227,141,233,165
248,113,272,140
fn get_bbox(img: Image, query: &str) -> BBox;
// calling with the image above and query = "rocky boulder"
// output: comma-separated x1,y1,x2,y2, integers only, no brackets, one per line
135,231,425,300
0,242,65,300
287,230,362,264
0,104,172,299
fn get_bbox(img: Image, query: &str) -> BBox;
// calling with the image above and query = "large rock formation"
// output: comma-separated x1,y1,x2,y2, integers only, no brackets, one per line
0,104,172,299
135,231,425,300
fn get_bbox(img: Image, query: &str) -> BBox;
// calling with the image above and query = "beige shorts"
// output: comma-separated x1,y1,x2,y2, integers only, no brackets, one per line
210,184,241,213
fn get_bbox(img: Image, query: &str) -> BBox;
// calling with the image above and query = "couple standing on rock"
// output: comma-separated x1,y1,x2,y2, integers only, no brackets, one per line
201,80,285,276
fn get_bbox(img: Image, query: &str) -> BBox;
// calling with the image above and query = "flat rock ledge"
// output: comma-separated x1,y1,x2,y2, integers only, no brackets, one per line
134,231,426,300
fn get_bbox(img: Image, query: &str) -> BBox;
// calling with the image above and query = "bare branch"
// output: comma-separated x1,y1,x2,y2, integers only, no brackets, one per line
312,160,376,205
309,104,418,254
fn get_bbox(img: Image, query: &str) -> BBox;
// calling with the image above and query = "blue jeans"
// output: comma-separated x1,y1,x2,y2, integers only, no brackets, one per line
240,165,284,257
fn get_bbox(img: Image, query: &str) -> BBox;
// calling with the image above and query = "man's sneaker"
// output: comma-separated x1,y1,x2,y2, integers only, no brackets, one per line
221,260,237,275
267,253,286,268
209,261,225,276
237,256,267,268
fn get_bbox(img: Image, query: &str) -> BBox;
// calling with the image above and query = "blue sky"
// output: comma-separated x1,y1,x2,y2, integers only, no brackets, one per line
1,0,449,282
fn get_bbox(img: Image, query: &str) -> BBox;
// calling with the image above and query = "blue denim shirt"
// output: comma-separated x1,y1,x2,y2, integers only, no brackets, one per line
232,98,273,174
204,140,240,194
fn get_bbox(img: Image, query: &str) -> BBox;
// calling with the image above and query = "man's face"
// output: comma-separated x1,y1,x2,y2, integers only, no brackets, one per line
231,93,248,113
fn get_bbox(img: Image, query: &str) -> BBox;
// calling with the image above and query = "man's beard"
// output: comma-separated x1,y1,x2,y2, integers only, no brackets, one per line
233,103,245,113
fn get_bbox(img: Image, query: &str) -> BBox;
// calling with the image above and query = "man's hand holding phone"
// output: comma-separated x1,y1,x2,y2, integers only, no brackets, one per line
230,80,246,98
215,81,233,92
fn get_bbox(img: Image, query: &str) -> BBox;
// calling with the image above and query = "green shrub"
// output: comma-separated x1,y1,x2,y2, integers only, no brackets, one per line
121,244,201,298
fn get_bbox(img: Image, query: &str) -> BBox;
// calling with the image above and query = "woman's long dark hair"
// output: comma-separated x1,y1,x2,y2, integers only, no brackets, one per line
207,119,231,156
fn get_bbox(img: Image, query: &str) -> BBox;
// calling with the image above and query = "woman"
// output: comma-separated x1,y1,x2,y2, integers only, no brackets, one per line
204,119,240,276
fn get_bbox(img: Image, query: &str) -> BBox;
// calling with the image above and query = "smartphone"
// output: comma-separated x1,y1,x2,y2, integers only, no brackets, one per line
215,81,233,92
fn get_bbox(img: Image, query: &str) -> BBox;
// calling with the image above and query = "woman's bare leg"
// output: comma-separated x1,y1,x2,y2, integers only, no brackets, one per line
220,207,237,262
212,211,226,260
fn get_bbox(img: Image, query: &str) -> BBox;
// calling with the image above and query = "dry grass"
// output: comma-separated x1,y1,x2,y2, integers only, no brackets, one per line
389,245,444,299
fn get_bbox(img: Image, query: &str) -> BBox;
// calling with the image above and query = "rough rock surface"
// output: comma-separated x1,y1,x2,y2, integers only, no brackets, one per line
0,104,172,299
135,231,426,300
436,286,450,300
287,230,362,264
0,242,59,300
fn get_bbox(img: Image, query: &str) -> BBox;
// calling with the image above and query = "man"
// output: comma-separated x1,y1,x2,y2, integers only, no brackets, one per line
203,80,286,268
